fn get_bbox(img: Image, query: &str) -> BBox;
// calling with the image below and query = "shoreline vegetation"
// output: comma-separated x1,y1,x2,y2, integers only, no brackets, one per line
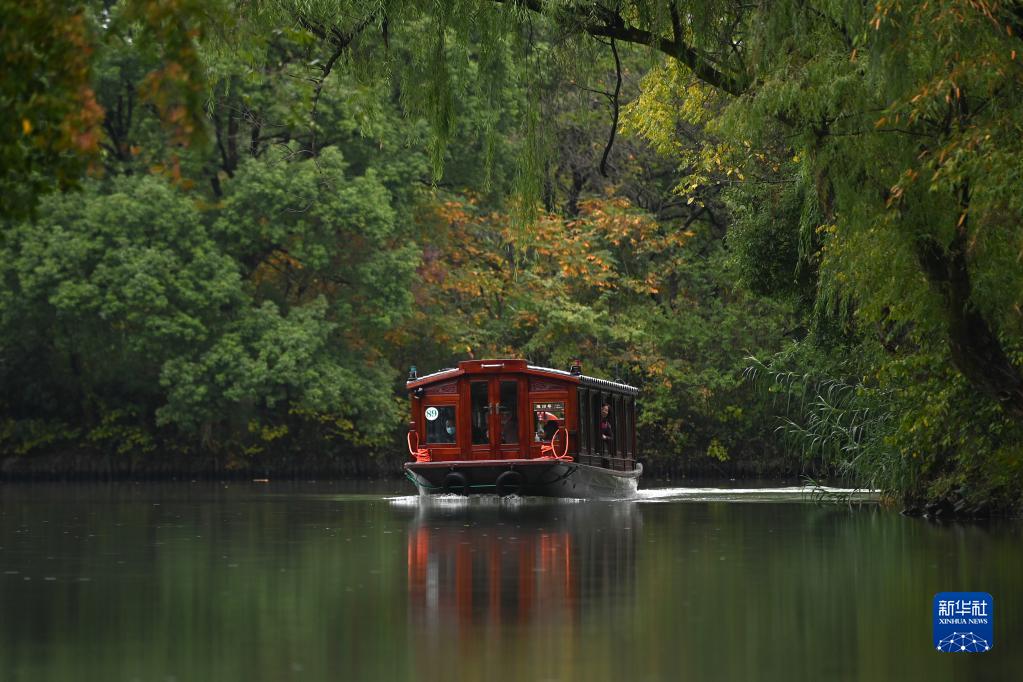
2,2,1021,516
0,449,802,484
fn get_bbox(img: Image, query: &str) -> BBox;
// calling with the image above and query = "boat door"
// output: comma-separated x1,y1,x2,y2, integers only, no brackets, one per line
468,375,524,460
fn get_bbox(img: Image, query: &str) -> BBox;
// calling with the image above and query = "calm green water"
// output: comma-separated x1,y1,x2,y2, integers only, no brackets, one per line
0,481,1020,681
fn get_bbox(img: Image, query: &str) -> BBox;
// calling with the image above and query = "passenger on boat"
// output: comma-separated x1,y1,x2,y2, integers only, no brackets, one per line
599,403,614,453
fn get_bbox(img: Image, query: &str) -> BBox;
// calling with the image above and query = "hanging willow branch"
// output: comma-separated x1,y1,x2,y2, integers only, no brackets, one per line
295,12,377,153
599,37,621,177
492,0,746,95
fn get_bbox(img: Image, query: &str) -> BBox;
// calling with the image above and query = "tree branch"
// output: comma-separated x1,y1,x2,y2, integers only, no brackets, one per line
599,38,621,177
296,12,377,153
493,0,745,95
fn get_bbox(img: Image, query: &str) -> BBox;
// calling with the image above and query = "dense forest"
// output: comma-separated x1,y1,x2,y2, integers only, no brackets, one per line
3,1,1023,513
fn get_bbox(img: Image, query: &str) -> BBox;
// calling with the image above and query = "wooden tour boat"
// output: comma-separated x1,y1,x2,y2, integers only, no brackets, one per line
404,359,641,498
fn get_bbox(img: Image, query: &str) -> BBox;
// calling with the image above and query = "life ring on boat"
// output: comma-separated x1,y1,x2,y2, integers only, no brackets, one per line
443,471,469,495
539,427,570,460
407,430,430,462
495,470,523,497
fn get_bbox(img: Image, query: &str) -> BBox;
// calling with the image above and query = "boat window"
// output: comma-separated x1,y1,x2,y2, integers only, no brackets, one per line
626,400,634,458
533,401,565,442
471,381,489,444
623,397,631,457
578,389,589,455
499,381,518,444
628,397,636,458
615,396,625,457
424,405,456,444
599,394,613,463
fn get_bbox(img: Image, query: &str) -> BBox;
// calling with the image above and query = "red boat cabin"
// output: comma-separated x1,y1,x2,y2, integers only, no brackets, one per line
406,359,638,471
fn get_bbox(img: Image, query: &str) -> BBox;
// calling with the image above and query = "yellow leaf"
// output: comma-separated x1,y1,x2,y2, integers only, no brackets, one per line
21,119,32,135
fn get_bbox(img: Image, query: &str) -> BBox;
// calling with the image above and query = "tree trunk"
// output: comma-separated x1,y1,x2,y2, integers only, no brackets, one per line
915,226,1023,419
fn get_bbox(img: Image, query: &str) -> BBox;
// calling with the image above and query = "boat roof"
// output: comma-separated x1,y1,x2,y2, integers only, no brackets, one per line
406,359,638,396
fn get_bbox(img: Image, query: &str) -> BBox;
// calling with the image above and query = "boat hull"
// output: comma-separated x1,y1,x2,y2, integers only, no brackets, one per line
403,459,641,499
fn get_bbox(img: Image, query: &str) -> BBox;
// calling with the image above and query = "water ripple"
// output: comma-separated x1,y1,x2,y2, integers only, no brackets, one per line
635,486,879,503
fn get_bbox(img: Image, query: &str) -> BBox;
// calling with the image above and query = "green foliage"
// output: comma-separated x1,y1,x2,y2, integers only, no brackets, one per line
744,352,903,494
724,172,816,303
1,148,414,458
745,336,1023,513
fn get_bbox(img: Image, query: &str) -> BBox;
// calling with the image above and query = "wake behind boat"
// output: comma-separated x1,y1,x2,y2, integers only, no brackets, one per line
403,359,641,498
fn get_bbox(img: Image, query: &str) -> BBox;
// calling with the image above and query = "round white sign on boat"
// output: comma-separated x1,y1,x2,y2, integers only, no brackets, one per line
425,406,439,421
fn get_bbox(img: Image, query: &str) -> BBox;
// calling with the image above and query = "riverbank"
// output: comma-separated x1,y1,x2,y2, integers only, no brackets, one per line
0,447,805,482
0,450,403,481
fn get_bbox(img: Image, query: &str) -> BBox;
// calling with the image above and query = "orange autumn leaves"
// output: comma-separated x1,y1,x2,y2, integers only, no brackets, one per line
1,4,103,203
409,193,691,357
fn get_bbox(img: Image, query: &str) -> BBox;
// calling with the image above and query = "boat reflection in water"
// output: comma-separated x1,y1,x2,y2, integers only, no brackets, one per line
403,497,639,677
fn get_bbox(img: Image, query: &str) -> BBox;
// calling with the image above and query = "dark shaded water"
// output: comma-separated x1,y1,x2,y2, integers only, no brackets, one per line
0,481,1019,681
